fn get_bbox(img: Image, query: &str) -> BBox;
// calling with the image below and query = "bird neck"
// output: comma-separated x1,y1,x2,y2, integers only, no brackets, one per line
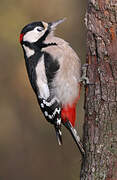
22,32,57,59
22,39,57,60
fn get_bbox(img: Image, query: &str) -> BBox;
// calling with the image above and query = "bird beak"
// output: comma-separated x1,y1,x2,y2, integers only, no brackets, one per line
49,18,66,30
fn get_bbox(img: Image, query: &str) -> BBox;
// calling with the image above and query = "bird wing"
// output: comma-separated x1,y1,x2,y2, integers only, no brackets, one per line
36,51,62,144
37,95,62,145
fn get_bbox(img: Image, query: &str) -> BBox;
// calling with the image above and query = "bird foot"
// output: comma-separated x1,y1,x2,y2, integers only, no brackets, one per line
80,64,93,85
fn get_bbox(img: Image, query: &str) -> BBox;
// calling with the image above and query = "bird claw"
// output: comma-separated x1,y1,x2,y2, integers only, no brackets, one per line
80,63,93,85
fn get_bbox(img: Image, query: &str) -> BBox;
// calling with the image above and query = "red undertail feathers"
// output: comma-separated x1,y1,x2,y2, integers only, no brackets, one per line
61,103,76,127
61,84,80,127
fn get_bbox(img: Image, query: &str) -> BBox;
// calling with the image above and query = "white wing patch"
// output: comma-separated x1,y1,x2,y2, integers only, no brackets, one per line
23,45,35,58
36,55,50,99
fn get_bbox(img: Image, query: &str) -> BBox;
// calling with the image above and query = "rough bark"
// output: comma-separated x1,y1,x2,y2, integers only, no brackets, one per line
80,0,117,179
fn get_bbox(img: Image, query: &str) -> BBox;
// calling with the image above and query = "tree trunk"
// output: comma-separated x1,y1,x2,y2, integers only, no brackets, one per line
80,0,117,179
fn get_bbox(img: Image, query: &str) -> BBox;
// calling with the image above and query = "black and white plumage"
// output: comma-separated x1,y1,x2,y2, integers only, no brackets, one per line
20,19,85,155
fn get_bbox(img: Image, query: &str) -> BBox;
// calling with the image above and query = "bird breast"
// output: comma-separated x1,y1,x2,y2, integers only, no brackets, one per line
43,36,81,106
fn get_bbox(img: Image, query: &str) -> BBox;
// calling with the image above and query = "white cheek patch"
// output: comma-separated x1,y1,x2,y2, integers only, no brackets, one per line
23,27,46,43
23,45,35,58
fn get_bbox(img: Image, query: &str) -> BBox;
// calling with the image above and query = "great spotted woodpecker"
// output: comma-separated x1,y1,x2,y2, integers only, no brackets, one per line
19,18,85,155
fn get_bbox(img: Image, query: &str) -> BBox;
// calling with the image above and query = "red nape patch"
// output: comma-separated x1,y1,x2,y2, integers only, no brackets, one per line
19,33,24,43
61,104,76,127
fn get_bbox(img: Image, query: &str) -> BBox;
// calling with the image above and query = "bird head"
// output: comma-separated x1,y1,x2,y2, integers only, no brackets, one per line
19,18,66,44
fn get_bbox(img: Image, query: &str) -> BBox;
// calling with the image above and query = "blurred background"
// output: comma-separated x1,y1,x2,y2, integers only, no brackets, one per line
0,0,87,179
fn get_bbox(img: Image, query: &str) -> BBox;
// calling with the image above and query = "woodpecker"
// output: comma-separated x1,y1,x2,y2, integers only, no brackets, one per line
20,18,85,155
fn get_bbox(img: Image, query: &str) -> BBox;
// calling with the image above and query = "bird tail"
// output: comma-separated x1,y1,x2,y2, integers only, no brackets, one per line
54,124,62,145
63,120,85,156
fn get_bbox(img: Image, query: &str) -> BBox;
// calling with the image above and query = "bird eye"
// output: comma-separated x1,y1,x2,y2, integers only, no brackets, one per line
37,27,44,32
